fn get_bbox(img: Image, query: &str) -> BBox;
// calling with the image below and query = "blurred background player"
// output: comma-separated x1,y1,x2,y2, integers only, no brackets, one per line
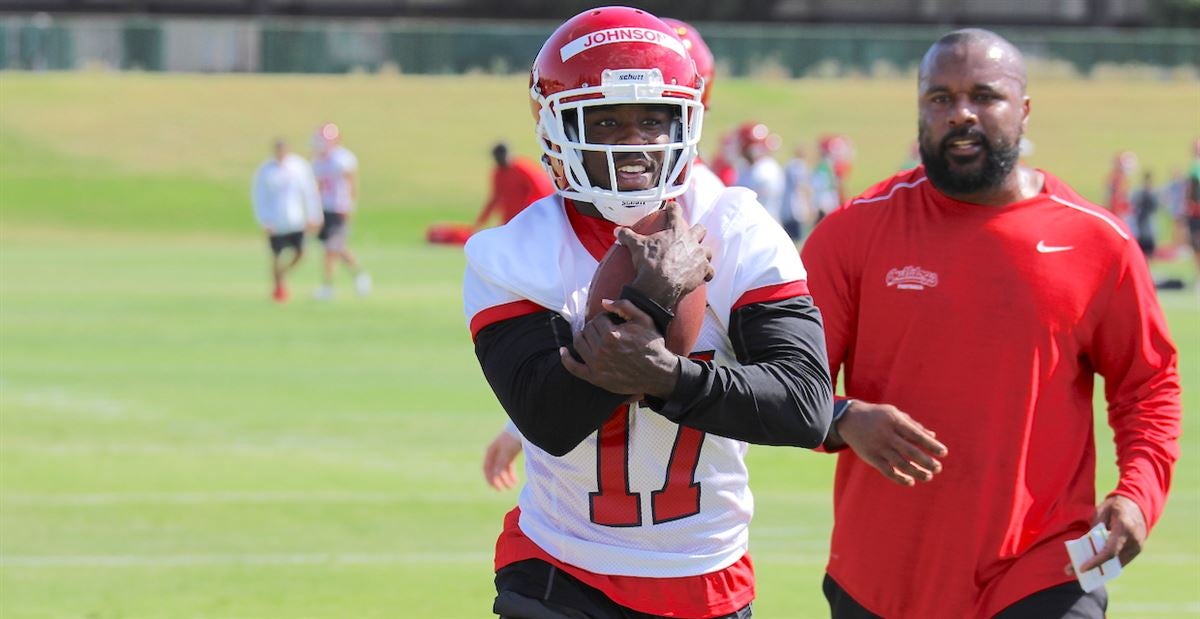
820,133,855,205
708,130,741,187
810,136,846,224
473,141,554,229
734,121,790,239
662,17,715,111
685,14,732,192
1132,170,1159,258
783,144,815,241
1188,138,1200,282
1106,150,1137,230
1162,167,1188,258
251,138,322,303
311,122,370,300
662,16,724,193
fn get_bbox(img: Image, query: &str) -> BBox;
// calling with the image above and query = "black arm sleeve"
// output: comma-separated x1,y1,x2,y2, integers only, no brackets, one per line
646,296,833,447
474,311,629,457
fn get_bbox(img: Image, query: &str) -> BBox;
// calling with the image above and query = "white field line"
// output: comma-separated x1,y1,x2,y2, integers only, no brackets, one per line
759,554,1200,567
0,491,838,506
0,441,413,472
3,551,1194,573
1110,601,1200,615
0,552,491,568
1,441,385,456
3,489,1194,507
6,387,140,419
0,490,528,506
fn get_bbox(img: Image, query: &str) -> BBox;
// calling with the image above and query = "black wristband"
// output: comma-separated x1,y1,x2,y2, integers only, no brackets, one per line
821,399,854,452
831,398,854,424
618,284,675,335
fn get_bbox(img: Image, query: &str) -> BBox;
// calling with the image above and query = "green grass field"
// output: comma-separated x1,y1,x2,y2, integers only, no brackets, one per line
0,72,1197,618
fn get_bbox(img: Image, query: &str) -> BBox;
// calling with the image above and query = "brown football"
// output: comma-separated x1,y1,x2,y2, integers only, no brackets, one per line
585,208,707,355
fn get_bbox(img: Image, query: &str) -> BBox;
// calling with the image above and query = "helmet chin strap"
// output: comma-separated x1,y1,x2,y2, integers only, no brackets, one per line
593,196,664,226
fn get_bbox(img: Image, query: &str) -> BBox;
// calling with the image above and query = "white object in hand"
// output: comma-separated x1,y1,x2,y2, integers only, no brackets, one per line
1064,523,1122,593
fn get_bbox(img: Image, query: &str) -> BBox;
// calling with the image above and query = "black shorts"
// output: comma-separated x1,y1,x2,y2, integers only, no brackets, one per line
1188,216,1200,252
318,211,348,244
823,574,1106,619
268,231,304,255
495,559,752,619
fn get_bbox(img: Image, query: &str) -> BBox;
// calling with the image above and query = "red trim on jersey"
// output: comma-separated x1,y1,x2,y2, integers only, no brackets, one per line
565,199,619,262
495,507,755,618
732,280,810,311
469,300,545,340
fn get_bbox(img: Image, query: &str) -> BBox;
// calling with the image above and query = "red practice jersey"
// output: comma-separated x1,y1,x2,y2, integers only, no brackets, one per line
802,167,1181,618
481,158,555,225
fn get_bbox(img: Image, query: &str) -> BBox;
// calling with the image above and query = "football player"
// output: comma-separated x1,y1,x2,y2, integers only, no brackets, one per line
482,14,728,494
311,122,371,299
733,122,788,239
464,7,832,618
251,138,322,303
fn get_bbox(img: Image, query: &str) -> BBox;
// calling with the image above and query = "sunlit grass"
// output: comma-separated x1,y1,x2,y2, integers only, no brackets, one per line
0,72,1196,617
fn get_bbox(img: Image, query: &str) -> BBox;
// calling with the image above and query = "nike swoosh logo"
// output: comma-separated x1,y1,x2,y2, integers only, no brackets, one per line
1036,241,1074,253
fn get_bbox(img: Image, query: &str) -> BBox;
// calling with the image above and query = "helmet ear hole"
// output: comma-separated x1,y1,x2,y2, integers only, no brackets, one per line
547,156,570,190
565,163,586,189
562,109,580,142
666,115,683,174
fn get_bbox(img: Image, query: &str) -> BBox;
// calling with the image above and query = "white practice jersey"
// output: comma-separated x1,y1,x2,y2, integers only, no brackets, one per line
735,157,786,225
312,146,358,214
251,153,321,234
463,169,806,579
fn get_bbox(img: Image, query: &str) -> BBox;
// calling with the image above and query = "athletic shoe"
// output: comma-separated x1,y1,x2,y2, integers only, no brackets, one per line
313,284,334,301
355,272,373,297
273,284,289,303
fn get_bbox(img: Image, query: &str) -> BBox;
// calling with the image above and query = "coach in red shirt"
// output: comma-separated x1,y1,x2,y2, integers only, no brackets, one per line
474,142,555,228
802,29,1181,618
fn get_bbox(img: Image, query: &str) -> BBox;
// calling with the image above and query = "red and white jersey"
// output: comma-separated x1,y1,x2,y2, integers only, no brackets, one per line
312,146,358,213
464,172,806,581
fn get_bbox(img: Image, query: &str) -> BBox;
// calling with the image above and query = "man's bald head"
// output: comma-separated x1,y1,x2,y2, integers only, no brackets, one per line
919,29,1027,95
915,29,1032,200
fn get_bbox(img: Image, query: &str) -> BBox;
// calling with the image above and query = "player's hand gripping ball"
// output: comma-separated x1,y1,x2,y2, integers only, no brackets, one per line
585,206,708,355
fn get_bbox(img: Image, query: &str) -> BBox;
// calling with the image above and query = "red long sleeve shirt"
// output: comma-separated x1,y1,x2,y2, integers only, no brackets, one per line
801,167,1181,618
479,158,555,226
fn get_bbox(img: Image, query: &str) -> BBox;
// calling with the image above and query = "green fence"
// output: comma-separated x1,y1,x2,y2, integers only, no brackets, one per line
261,24,336,73
381,23,547,75
122,20,164,71
1,17,1197,76
3,23,75,70
699,24,1200,77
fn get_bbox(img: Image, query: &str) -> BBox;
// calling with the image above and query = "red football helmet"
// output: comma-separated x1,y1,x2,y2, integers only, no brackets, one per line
660,18,714,110
530,6,705,225
737,121,780,157
738,122,770,146
819,133,855,163
311,122,340,152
